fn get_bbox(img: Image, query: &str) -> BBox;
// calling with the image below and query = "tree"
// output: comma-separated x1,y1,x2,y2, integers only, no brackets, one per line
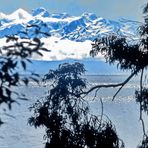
0,25,50,125
29,62,124,148
89,2,148,147
28,2,148,147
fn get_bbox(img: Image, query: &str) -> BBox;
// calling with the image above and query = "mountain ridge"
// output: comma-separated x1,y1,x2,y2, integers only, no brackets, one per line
0,8,136,74
0,7,141,41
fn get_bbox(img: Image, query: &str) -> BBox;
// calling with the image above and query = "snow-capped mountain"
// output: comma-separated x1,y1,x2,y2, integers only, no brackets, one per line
7,8,32,20
0,7,141,41
0,7,138,74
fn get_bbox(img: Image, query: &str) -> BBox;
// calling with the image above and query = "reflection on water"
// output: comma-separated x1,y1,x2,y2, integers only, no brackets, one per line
0,75,147,148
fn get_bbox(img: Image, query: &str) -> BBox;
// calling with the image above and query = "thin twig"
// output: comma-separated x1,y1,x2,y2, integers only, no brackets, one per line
92,88,100,101
139,69,147,136
112,70,137,100
99,97,104,126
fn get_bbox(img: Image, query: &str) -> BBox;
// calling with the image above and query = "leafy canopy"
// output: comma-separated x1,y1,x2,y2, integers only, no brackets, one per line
29,62,122,148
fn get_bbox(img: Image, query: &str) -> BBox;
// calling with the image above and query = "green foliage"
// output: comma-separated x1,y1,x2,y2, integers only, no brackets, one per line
29,62,122,148
90,3,148,73
90,35,148,72
0,36,46,105
90,2,148,147
0,25,50,124
136,88,148,114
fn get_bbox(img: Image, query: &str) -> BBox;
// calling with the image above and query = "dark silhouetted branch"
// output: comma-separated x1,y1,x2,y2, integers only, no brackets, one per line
139,69,147,137
83,69,139,100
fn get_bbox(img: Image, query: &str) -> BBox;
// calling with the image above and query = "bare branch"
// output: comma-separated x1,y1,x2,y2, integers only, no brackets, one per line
99,97,103,125
83,69,139,100
92,88,100,101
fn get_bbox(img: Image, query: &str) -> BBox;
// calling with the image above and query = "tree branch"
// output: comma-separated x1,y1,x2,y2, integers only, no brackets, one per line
83,69,139,100
139,69,147,137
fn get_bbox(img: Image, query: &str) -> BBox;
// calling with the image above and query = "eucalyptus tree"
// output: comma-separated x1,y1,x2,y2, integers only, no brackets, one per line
89,2,148,147
29,62,123,148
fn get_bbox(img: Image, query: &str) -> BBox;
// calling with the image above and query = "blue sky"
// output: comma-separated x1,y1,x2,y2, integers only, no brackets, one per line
0,0,146,21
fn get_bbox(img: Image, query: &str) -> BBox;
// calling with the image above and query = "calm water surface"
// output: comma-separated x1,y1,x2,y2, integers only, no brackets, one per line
0,75,147,148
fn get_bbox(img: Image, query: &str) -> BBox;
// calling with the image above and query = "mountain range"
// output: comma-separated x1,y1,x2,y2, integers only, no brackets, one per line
0,7,140,74
0,7,141,41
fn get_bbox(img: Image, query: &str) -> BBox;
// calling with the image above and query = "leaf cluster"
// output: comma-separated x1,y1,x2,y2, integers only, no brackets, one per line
90,2,148,73
90,2,148,147
90,35,148,72
136,87,148,114
0,24,50,124
29,62,122,148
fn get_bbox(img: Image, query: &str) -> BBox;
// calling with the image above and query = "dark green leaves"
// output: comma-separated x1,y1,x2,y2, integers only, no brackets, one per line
136,88,148,114
29,63,121,148
0,26,49,124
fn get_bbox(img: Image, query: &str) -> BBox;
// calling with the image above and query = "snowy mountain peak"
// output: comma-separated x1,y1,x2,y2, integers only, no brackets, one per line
32,7,50,17
82,12,97,21
0,7,140,41
0,12,6,19
7,8,32,20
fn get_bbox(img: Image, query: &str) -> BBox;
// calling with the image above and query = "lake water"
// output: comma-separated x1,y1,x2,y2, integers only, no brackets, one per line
0,75,147,148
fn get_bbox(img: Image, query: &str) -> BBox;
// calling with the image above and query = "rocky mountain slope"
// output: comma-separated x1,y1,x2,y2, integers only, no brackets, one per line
0,7,140,41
